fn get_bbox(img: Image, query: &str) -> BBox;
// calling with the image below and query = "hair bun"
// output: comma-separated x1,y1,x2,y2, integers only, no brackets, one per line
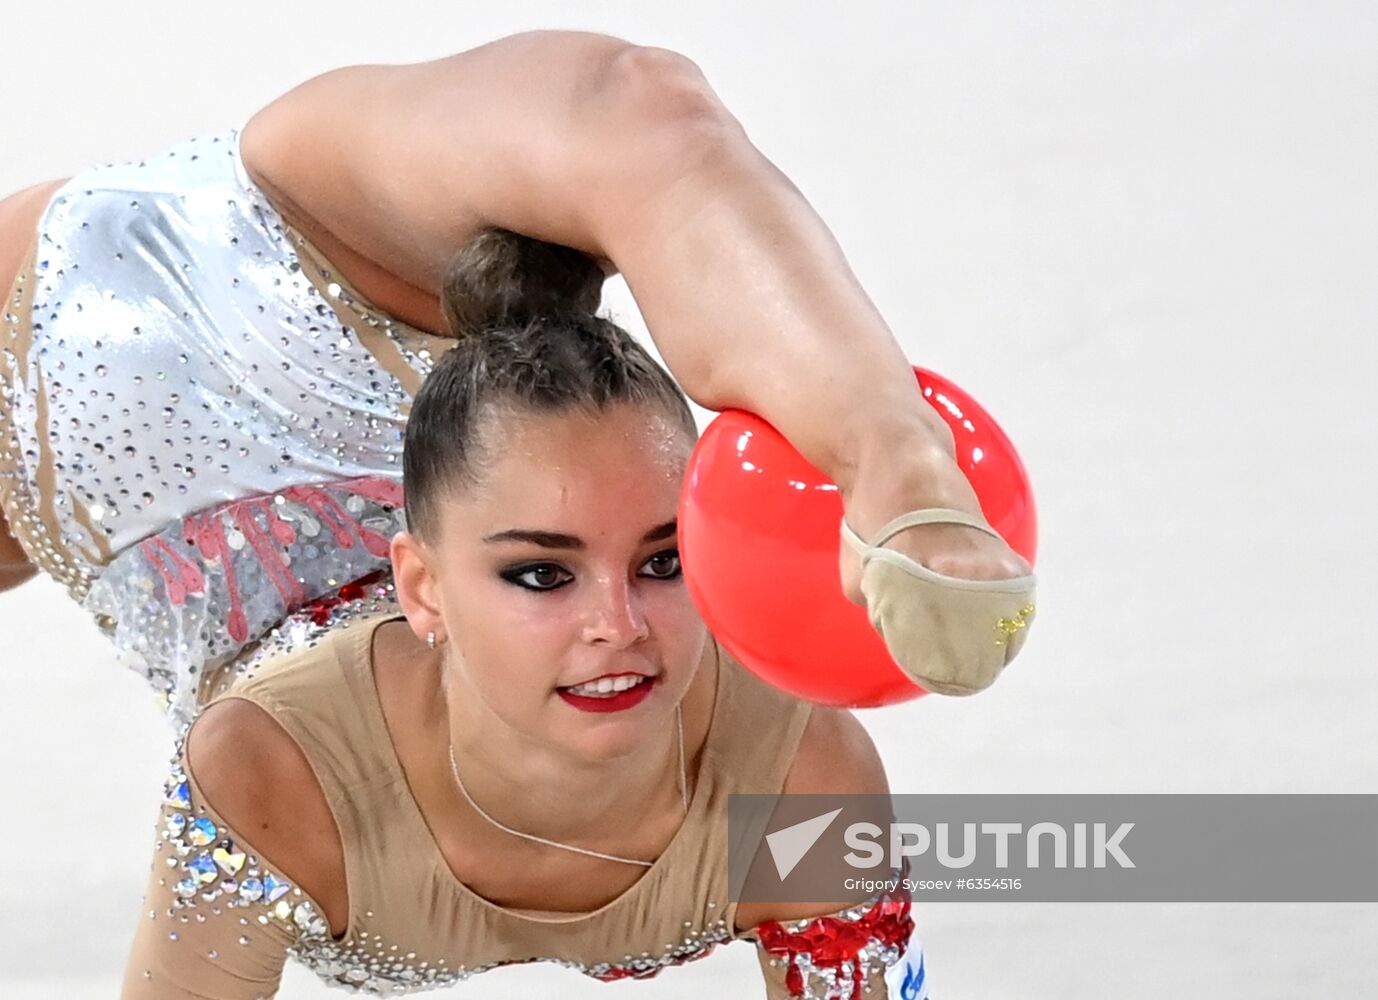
440,227,606,339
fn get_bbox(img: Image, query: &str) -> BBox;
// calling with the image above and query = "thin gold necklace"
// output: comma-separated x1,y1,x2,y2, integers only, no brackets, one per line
446,702,688,868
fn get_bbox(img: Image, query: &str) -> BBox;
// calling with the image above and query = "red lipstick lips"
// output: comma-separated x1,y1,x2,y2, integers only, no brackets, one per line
556,675,657,713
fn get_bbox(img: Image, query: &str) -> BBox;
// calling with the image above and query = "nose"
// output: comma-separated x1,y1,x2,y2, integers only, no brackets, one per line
582,573,650,647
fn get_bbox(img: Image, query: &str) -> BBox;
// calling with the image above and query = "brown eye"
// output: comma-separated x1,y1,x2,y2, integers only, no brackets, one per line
503,564,573,592
641,549,682,580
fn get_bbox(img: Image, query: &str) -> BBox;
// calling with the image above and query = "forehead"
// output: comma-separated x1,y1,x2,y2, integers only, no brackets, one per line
475,404,691,507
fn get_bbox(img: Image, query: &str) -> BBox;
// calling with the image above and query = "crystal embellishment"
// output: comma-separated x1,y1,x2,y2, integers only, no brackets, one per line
212,845,246,875
187,854,218,885
186,817,217,846
167,780,191,810
263,872,291,903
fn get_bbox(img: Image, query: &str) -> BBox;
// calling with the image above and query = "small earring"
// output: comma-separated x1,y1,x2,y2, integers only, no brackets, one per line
427,631,437,649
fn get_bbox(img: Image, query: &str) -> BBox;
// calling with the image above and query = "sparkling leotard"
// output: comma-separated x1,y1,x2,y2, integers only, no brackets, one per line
0,129,453,724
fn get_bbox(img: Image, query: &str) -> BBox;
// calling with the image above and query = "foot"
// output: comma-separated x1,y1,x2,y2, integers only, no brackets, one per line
837,452,1032,607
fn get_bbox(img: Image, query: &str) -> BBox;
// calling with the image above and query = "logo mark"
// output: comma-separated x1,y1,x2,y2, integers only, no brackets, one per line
765,808,844,880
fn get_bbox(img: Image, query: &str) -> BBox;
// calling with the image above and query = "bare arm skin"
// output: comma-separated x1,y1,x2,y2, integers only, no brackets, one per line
183,698,350,936
732,705,892,932
121,698,345,997
734,708,918,997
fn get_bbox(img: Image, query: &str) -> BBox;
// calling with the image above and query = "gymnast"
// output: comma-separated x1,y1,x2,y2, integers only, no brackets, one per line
0,29,1037,997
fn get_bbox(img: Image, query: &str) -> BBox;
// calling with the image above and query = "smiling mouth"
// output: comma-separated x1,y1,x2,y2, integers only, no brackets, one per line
556,674,656,697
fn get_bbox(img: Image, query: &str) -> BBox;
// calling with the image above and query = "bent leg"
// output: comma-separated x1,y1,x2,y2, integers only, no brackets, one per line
599,126,1032,603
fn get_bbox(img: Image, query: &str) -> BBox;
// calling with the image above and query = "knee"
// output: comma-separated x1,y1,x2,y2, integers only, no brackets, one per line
604,45,735,135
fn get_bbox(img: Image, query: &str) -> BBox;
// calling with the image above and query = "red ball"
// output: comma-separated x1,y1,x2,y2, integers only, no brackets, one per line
678,366,1037,707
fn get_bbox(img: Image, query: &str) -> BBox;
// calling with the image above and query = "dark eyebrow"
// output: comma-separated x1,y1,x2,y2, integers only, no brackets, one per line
482,519,678,550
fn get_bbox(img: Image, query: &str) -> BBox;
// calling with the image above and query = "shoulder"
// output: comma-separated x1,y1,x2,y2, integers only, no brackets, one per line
187,696,311,814
186,697,348,936
186,697,343,860
783,706,889,798
716,644,888,797
732,707,889,933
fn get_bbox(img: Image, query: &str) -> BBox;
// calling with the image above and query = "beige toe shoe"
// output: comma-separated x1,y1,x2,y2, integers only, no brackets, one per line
841,508,1037,696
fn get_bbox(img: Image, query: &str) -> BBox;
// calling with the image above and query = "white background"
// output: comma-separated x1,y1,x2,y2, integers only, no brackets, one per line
2,2,1375,997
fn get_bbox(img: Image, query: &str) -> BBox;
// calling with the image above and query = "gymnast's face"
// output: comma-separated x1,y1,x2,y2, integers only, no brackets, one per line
392,402,706,761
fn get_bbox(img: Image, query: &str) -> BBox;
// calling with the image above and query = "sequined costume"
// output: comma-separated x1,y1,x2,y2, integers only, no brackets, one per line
125,603,929,998
0,129,454,725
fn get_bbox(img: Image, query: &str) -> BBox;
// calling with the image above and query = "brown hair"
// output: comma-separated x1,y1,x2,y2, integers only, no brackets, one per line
403,227,698,538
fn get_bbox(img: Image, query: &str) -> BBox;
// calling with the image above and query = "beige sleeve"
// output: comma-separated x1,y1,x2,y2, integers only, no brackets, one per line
736,891,928,999
121,740,335,998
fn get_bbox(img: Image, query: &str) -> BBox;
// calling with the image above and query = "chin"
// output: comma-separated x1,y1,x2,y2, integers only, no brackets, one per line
564,711,665,761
